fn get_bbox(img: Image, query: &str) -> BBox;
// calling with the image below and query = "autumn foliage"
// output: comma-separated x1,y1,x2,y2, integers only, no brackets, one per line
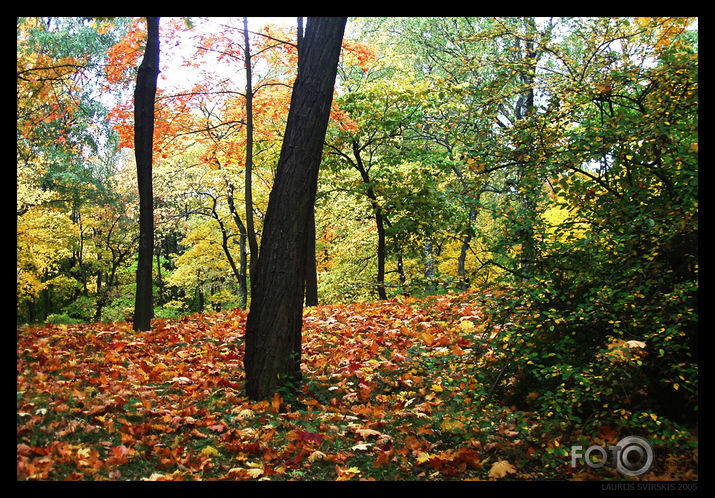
17,17,698,482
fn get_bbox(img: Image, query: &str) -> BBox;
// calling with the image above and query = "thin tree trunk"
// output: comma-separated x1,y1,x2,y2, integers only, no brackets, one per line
424,240,435,293
457,233,472,291
244,17,346,401
305,207,319,306
243,17,259,289
156,246,164,306
133,17,160,331
227,181,248,309
516,16,537,278
351,140,388,300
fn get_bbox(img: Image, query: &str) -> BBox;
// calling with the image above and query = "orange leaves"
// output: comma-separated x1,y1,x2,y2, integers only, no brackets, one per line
271,392,283,412
634,17,696,53
341,39,377,73
104,18,145,87
106,444,135,466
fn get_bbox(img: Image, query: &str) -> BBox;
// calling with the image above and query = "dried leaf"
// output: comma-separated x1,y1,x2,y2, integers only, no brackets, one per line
416,451,433,464
308,450,326,462
489,459,516,479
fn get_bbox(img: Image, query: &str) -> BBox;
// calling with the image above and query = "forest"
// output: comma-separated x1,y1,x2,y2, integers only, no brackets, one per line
17,17,697,482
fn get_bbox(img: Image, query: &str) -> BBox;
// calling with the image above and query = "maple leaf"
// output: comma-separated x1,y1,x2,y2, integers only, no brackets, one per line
374,447,395,467
245,467,264,478
420,331,434,346
488,460,517,479
458,320,475,332
170,376,193,384
107,444,133,465
598,425,618,443
288,429,325,445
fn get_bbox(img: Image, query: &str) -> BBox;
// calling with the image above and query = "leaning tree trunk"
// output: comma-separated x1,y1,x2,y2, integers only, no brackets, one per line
244,17,346,401
133,17,160,332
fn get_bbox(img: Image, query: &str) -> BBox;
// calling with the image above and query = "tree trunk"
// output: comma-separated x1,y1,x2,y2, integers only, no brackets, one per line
457,208,476,291
213,207,242,300
351,140,388,300
227,181,248,309
305,207,319,306
424,240,435,293
133,17,160,332
243,17,259,290
94,269,103,322
516,17,537,278
458,233,472,291
244,17,346,401
156,246,164,306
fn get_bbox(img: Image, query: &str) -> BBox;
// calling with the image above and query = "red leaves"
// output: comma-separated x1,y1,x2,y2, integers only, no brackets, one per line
288,429,326,446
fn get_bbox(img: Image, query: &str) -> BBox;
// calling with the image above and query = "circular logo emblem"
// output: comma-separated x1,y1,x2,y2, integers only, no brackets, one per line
615,436,654,477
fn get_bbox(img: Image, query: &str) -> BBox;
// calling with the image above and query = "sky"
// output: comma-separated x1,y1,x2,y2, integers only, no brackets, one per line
159,17,296,93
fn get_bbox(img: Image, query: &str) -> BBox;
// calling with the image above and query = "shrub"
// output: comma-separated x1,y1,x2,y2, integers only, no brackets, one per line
45,313,82,325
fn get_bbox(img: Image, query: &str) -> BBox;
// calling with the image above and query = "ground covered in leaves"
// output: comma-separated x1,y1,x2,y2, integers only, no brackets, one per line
17,291,698,481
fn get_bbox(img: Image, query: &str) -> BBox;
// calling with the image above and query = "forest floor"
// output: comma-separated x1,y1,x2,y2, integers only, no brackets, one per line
17,291,698,483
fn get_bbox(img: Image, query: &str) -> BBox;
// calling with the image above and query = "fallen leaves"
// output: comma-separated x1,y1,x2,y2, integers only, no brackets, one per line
16,292,699,481
10,296,534,480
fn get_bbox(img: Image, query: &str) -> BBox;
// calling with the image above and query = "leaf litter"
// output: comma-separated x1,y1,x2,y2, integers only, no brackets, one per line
17,291,697,481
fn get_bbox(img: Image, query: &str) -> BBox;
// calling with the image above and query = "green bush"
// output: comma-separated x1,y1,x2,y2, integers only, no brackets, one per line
102,296,135,323
63,295,95,321
45,313,82,325
154,305,184,320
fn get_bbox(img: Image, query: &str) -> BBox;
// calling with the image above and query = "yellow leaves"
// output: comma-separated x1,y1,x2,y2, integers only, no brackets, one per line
458,320,475,332
420,330,435,346
199,445,220,457
488,459,516,479
439,415,465,432
335,465,362,480
17,203,78,299
635,17,696,52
